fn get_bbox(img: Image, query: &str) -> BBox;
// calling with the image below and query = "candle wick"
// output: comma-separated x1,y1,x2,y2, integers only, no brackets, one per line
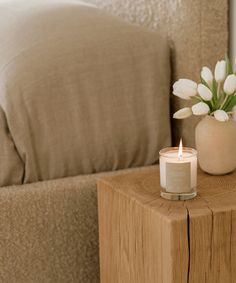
178,154,183,161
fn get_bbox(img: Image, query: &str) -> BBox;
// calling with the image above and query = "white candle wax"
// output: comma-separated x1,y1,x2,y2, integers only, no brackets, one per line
159,148,197,193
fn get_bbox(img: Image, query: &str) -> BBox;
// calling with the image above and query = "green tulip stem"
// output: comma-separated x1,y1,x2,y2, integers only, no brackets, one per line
217,82,221,99
210,100,214,110
220,94,229,110
191,96,202,102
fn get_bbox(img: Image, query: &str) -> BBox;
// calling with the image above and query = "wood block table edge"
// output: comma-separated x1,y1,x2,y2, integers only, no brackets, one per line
97,166,236,283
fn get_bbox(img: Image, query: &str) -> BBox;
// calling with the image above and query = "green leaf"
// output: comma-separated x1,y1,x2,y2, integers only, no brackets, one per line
223,95,234,110
225,95,236,111
225,54,233,75
231,99,236,109
204,100,214,111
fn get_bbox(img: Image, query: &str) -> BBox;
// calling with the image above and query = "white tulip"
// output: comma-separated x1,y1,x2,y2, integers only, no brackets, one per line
214,110,229,122
173,79,197,100
192,102,210,116
201,66,213,86
214,60,226,83
233,106,236,121
173,107,192,119
197,84,213,101
223,74,236,95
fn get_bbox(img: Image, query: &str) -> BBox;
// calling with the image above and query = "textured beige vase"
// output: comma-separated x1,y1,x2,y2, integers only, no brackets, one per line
195,115,236,175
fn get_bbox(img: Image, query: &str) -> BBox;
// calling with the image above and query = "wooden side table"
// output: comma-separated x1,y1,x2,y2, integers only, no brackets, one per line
98,166,236,283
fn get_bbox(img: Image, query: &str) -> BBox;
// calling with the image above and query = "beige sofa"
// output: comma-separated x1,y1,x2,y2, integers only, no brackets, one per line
0,0,228,282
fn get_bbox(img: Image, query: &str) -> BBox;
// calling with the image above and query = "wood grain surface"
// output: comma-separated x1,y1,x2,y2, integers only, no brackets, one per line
98,166,236,283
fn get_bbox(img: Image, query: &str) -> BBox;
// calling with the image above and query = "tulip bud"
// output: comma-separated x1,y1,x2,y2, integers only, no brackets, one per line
192,102,210,116
197,84,213,101
214,110,229,122
201,67,213,86
223,74,236,95
214,60,226,83
173,79,197,100
173,107,192,119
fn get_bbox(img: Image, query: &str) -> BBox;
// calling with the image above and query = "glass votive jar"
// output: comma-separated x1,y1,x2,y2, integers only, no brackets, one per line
159,147,197,200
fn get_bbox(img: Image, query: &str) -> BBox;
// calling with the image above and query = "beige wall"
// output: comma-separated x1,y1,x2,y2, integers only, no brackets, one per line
230,0,236,66
86,0,228,146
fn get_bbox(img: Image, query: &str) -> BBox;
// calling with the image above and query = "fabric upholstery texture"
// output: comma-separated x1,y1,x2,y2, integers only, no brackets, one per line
0,0,171,185
86,0,229,146
0,165,154,283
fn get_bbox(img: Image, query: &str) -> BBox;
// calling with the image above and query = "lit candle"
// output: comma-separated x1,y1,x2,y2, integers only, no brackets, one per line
159,139,197,200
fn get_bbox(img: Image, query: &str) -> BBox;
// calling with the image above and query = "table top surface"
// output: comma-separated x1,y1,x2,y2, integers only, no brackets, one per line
98,166,236,221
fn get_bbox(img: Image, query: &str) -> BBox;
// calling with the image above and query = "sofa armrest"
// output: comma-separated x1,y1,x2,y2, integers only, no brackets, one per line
0,174,100,283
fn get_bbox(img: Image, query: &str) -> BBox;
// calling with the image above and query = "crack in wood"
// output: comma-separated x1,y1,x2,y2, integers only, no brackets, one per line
184,202,190,283
199,195,214,273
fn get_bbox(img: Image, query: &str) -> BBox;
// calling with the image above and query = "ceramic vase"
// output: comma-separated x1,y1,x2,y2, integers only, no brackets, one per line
195,115,236,175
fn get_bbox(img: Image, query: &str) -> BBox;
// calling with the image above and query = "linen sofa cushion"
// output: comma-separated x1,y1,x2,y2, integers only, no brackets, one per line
0,0,171,184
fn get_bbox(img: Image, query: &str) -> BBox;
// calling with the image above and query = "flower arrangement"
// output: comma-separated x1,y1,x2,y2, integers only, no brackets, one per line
173,55,236,122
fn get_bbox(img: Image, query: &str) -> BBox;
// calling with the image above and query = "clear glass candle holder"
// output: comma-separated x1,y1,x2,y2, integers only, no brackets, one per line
159,147,197,201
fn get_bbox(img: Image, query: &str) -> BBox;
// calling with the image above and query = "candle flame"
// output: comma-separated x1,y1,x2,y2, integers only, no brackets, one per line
178,139,183,159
